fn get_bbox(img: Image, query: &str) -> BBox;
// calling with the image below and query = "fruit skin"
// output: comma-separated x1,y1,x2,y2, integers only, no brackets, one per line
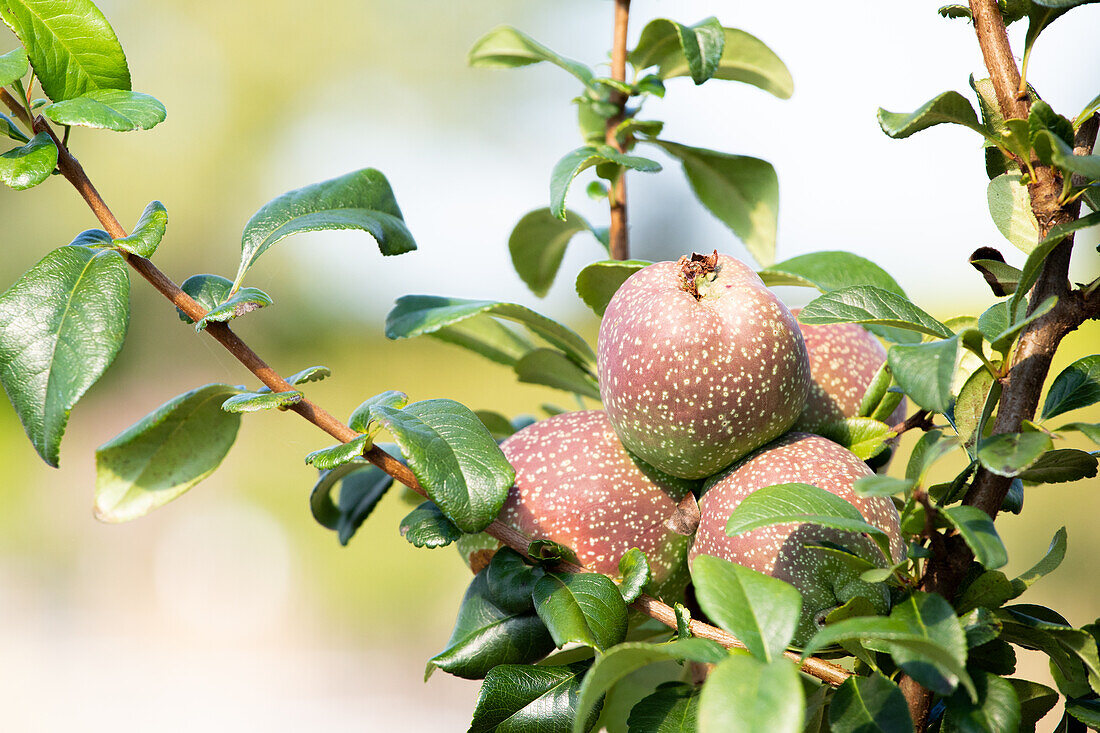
791,310,906,433
460,410,700,596
598,253,811,479
689,432,904,645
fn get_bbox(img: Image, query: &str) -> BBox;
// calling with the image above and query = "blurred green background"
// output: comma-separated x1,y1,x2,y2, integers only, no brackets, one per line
1,1,1097,730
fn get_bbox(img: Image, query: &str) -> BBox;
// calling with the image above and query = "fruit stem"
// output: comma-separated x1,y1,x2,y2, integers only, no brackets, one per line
677,250,719,300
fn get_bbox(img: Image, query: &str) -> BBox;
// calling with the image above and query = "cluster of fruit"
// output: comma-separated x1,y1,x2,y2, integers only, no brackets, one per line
463,252,906,643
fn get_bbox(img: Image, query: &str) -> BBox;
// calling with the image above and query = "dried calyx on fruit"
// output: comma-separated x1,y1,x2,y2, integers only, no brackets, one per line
598,252,811,479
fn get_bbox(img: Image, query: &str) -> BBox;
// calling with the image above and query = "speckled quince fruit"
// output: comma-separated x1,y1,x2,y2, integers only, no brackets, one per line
598,251,811,479
689,432,905,645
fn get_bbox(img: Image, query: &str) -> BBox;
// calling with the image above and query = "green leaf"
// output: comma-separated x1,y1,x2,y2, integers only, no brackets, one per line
1025,2,1100,83
828,673,913,733
574,259,650,317
906,430,959,484
1010,211,1100,320
725,482,893,562
679,27,792,98
400,500,462,549
550,145,661,219
691,554,802,662
1042,355,1100,419
854,475,915,498
263,365,330,390
799,285,952,339
1056,421,1100,444
629,17,725,85
977,432,1054,477
309,461,395,545
528,539,579,566
94,384,242,522
627,682,699,733
1013,526,1067,591
370,398,514,532
348,389,408,434
387,295,595,367
956,569,1019,615
0,111,29,143
961,607,1003,649
1066,698,1100,728
486,548,543,614
0,130,56,189
470,661,599,733
0,245,129,465
573,638,727,733
1018,449,1098,483
0,46,27,85
176,274,232,324
954,367,998,456
981,296,1057,354
942,505,1009,569
70,229,120,249
475,410,526,441
943,670,1021,733
0,0,130,101
814,418,895,461
758,251,905,295
194,287,272,331
616,548,650,603
698,655,804,733
113,201,167,258
509,209,598,297
532,571,629,651
888,336,960,414
988,173,1041,253
969,249,1022,296
430,569,556,680
304,434,370,471
41,89,165,131
430,314,536,368
1000,604,1100,697
514,348,600,400
220,390,302,413
878,92,989,140
467,25,594,86
651,140,778,266
233,168,415,290
1009,679,1059,733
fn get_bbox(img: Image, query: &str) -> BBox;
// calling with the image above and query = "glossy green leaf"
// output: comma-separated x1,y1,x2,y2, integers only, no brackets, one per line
370,398,514,532
348,389,408,434
532,571,629,651
256,365,330,393
1066,698,1100,728
514,348,600,400
1018,449,1098,483
400,501,462,549
430,569,556,680
725,482,893,562
988,173,1041,253
854,475,915,498
0,245,129,465
878,91,989,140
486,548,543,614
574,259,650,317
194,287,272,331
94,384,242,522
475,410,522,441
233,168,415,290
176,274,232,324
799,285,952,339
0,112,29,143
220,390,302,413
42,89,165,131
697,655,803,733
1009,679,1059,733
652,141,777,266
616,548,650,603
998,605,1100,698
0,0,130,101
467,25,594,85
309,460,395,545
1013,527,1067,591
960,607,1003,650
0,130,56,189
430,314,536,368
0,46,27,85
304,434,370,471
758,250,905,295
387,295,595,366
470,661,599,733
1010,211,1100,320
627,682,699,733
888,336,960,414
977,432,1054,476
942,505,1009,569
943,670,1021,733
629,17,725,85
956,569,1019,616
509,209,598,297
573,639,728,733
981,296,1057,354
691,554,801,662
828,673,913,733
528,539,579,566
1056,421,1100,444
113,201,167,258
550,145,661,219
814,418,895,461
1042,355,1100,419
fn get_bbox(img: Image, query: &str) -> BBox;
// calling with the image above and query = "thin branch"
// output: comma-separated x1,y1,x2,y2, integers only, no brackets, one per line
27,112,850,686
1,87,32,128
605,0,631,260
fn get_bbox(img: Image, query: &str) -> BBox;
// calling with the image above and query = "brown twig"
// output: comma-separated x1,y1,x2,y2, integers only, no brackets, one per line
891,409,934,436
605,0,631,260
15,103,851,686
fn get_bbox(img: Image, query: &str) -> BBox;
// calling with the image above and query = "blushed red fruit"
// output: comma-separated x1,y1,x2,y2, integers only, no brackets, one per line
462,410,700,595
598,252,811,479
791,309,906,432
689,432,904,644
